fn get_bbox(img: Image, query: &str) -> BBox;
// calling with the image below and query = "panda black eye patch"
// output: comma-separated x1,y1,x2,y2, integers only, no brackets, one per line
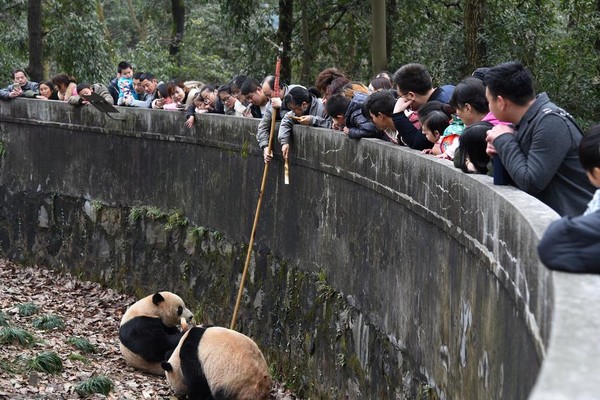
178,306,183,316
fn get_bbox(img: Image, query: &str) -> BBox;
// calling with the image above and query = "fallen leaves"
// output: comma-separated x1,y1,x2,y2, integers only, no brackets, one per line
0,260,300,400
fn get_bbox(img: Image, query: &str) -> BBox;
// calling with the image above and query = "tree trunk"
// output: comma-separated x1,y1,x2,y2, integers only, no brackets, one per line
464,0,486,76
169,0,185,62
299,3,313,85
385,0,396,66
371,0,387,75
278,0,293,84
27,0,44,82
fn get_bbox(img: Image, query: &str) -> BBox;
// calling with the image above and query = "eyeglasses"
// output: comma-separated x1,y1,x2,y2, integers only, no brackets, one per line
221,95,231,103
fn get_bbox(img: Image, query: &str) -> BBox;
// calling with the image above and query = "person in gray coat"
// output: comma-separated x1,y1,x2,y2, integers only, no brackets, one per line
278,86,332,161
68,82,114,106
0,69,39,100
484,61,594,216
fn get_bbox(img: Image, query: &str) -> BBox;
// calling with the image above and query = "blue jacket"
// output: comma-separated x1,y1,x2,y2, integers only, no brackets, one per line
345,92,381,140
537,210,600,273
0,80,39,100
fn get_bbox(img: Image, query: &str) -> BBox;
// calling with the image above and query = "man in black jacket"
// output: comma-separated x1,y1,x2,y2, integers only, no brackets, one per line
537,125,600,272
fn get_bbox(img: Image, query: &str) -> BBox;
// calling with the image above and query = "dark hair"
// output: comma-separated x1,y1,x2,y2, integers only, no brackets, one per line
449,77,489,114
375,70,393,80
308,86,321,99
325,77,350,99
52,74,77,87
230,75,247,92
579,124,600,172
370,77,393,91
217,83,232,95
12,68,27,79
284,86,311,108
421,110,450,136
484,62,535,106
133,72,144,80
166,80,186,98
199,84,216,93
76,82,91,93
156,83,169,98
325,94,351,117
471,67,489,82
117,61,132,73
240,78,260,96
39,80,55,92
418,101,454,120
457,121,493,173
393,63,432,95
315,67,346,96
140,73,155,82
364,90,396,117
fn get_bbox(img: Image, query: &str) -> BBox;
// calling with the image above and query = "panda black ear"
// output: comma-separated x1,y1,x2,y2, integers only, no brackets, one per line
161,361,173,372
152,293,165,305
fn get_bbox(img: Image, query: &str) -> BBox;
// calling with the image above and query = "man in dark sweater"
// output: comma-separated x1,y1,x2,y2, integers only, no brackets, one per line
391,63,455,150
485,62,594,216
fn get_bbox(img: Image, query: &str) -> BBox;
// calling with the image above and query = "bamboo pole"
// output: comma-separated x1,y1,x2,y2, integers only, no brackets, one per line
230,49,282,331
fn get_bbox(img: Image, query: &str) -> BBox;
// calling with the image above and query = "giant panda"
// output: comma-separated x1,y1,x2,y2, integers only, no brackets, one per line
161,325,272,400
119,291,194,375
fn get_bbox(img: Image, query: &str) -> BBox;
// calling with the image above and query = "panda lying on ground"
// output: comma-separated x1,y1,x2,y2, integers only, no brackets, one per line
119,291,194,375
162,325,272,400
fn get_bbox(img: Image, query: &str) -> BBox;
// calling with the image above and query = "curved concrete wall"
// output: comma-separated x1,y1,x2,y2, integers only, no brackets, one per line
0,99,598,399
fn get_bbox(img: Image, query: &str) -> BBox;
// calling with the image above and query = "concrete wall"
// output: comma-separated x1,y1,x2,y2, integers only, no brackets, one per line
0,98,598,399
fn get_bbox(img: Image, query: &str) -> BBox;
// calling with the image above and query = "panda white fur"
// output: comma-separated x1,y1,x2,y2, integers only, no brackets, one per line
119,291,194,375
161,325,272,400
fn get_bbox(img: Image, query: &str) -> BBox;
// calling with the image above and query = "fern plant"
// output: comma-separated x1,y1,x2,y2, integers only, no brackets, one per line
17,303,39,317
67,336,97,354
33,315,65,331
27,351,63,374
75,375,114,396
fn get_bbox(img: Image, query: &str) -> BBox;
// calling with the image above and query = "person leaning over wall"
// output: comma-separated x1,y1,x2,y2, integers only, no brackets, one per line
484,61,594,217
537,124,600,273
0,68,39,100
67,82,113,106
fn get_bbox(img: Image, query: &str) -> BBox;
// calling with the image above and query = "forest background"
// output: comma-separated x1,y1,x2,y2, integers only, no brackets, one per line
1,0,598,126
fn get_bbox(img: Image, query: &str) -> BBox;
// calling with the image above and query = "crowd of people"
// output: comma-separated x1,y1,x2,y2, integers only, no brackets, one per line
1,60,598,273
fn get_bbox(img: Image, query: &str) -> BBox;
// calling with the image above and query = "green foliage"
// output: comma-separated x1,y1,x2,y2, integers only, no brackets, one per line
0,311,9,327
75,375,114,397
27,351,63,374
44,0,113,82
68,352,91,364
67,336,97,354
33,314,65,331
17,302,39,317
165,209,188,231
0,326,36,346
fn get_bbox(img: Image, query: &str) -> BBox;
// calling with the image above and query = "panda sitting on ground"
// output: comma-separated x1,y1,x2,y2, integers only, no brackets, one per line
162,325,272,400
119,291,194,375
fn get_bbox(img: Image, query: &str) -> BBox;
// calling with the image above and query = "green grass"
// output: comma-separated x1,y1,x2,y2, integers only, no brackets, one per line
17,302,39,317
75,375,114,396
27,351,63,374
0,326,36,346
68,352,91,364
67,336,97,354
33,315,65,331
0,311,9,326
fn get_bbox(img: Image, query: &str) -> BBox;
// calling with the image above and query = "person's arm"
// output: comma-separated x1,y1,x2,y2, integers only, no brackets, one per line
0,85,13,100
347,110,381,139
492,114,572,195
537,211,600,273
128,96,153,108
256,103,273,149
277,111,295,146
391,112,433,150
67,95,84,106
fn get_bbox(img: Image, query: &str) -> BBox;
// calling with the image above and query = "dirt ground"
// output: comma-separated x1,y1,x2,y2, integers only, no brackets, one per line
0,260,296,399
